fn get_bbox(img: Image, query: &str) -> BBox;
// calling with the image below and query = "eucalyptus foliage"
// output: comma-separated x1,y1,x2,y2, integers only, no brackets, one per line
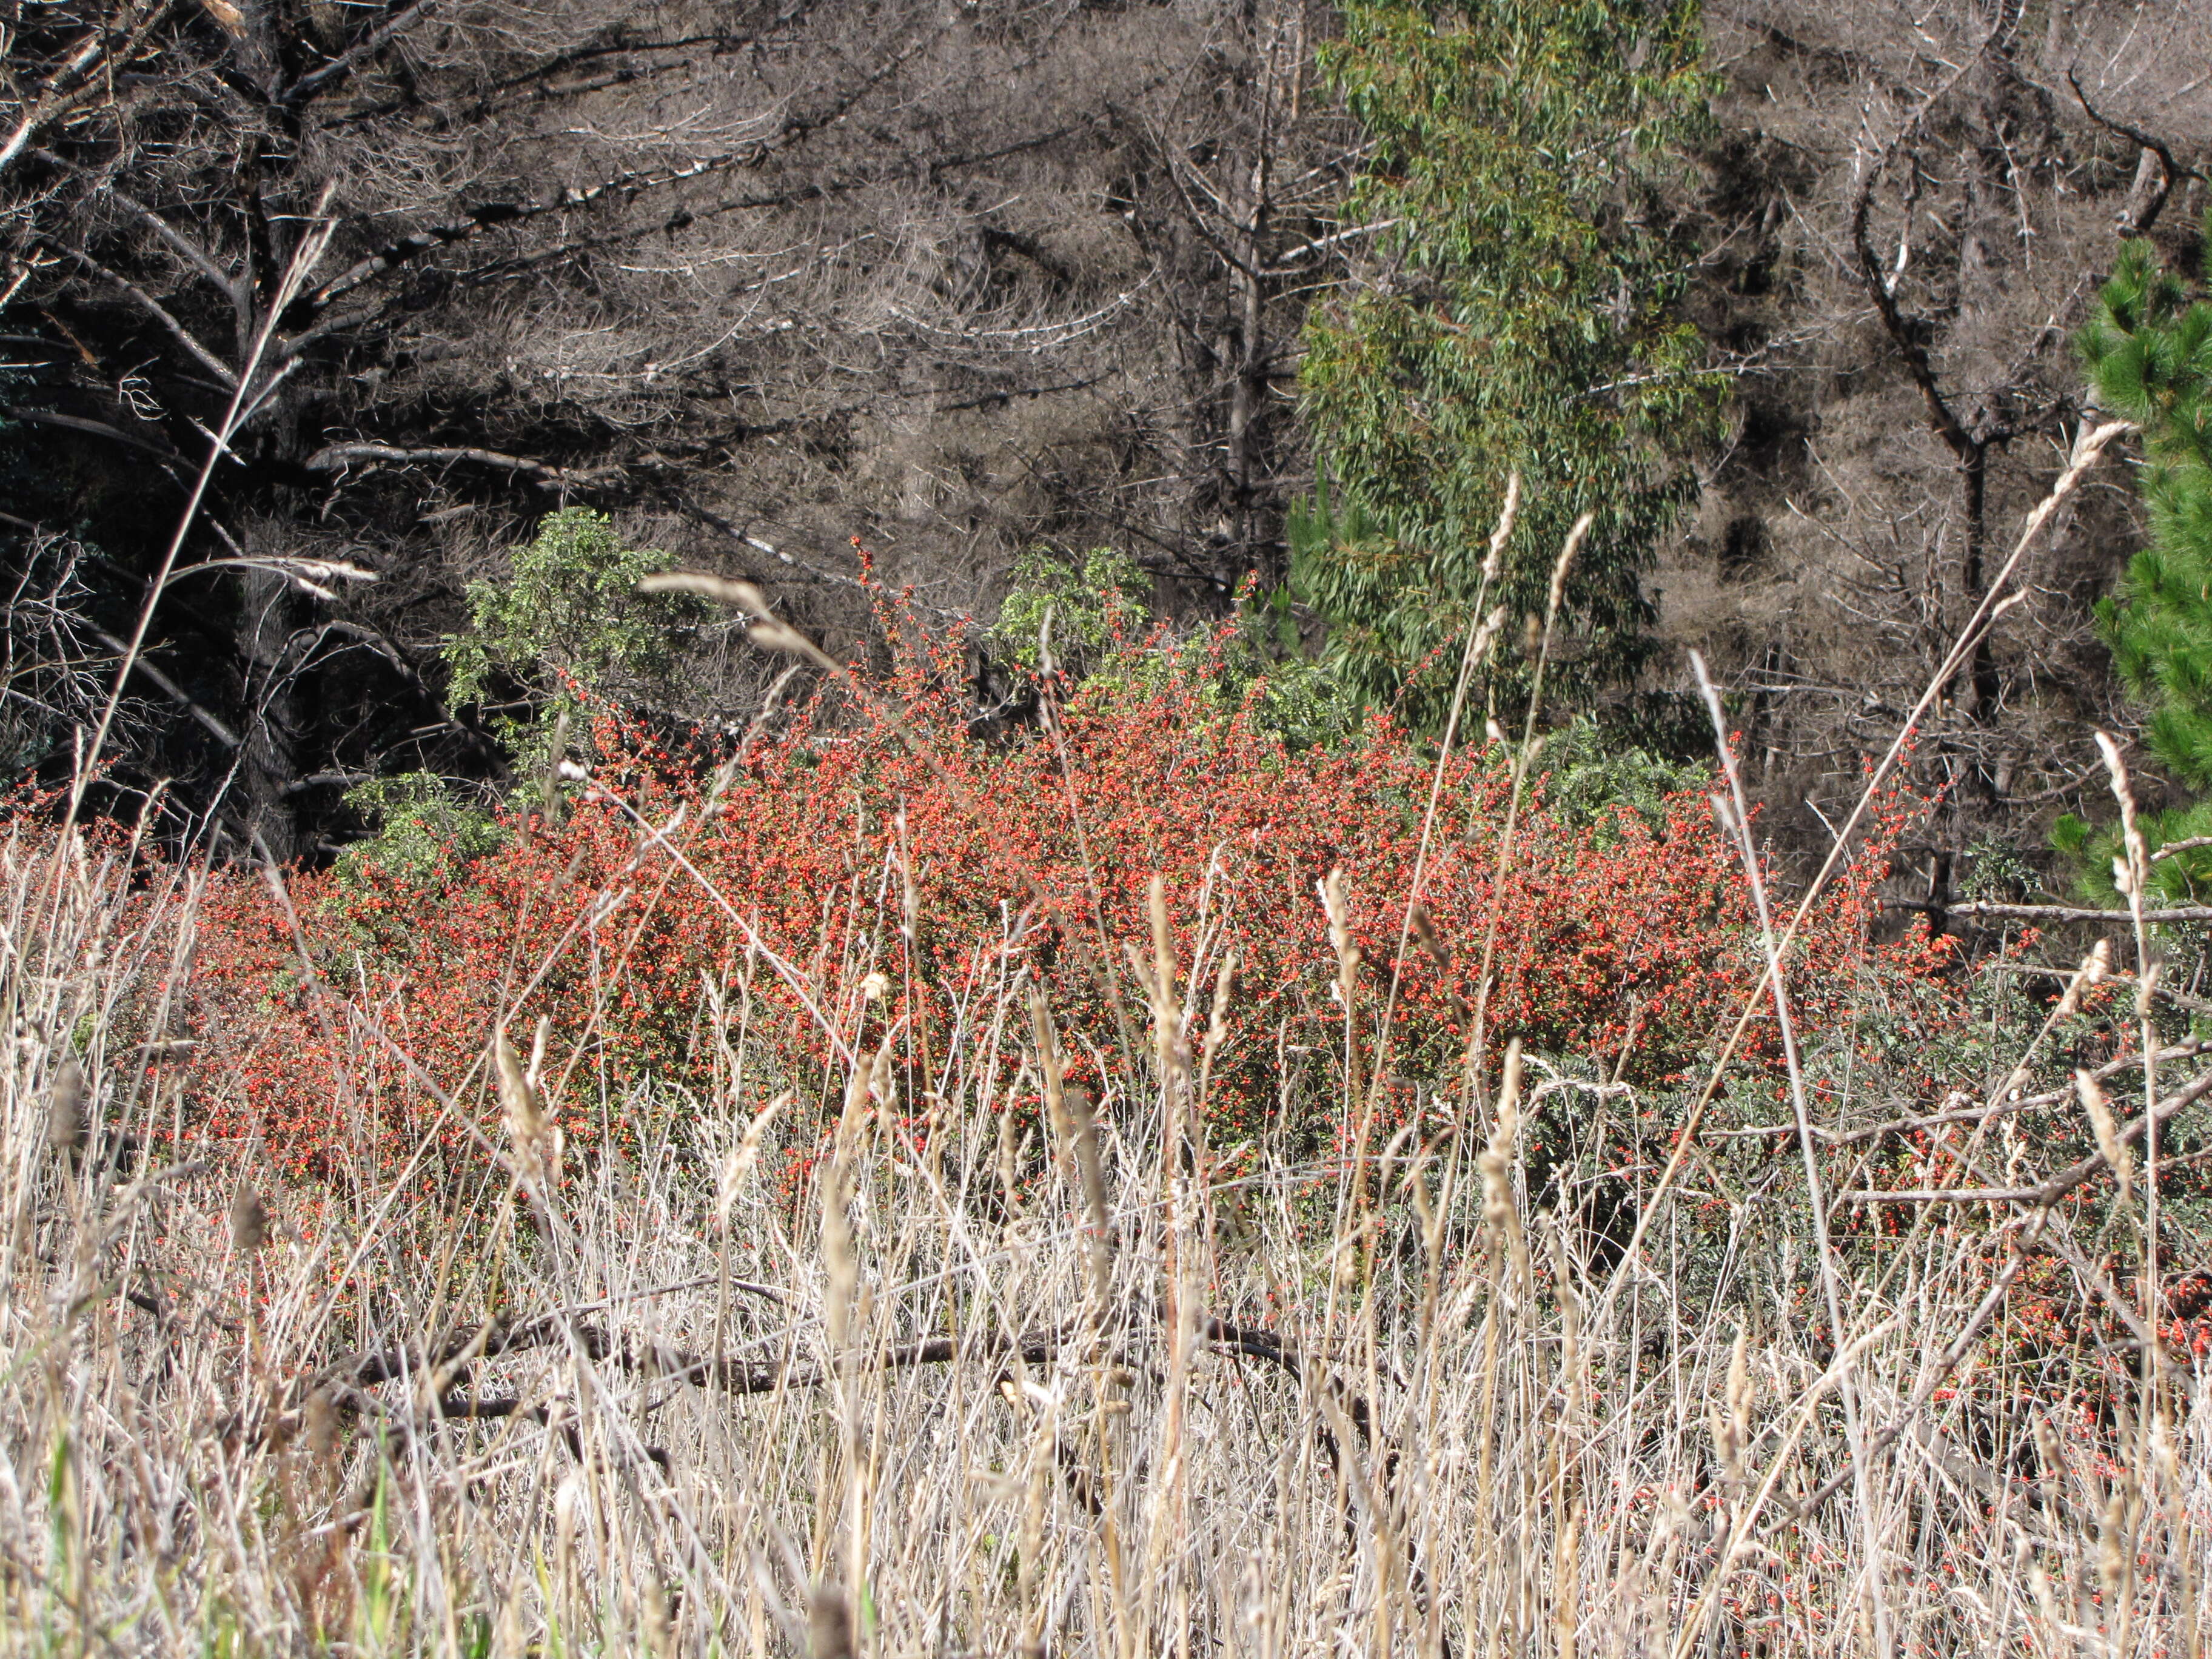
347,511,704,882
445,509,705,720
1294,0,1721,728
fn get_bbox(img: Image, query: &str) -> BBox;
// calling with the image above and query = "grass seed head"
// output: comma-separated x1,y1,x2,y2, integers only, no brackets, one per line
1481,1040,1529,1285
229,1179,269,1250
719,1091,788,1223
1321,868,1361,995
47,1056,84,1158
2099,1489,2132,1615
2076,1068,2135,1205
303,1387,338,1457
1548,511,1595,618
494,1019,561,1190
809,1581,854,1659
1410,903,1450,971
1480,471,1521,586
2056,939,2114,1021
638,569,771,618
1712,1327,1751,1492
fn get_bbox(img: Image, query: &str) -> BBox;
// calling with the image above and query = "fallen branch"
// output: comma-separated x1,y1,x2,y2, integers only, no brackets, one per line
303,442,612,488
1883,898,2212,924
320,1309,1361,1448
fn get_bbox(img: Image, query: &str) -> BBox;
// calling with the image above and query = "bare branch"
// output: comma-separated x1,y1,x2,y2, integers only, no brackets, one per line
0,0,170,181
1885,899,2212,924
86,623,238,746
28,149,241,301
278,0,435,108
2068,67,2199,237
42,241,239,388
303,442,608,488
5,407,186,464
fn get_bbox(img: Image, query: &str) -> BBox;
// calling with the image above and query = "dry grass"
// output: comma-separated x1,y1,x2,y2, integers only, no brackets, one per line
1,429,2204,1656
0,803,2207,1659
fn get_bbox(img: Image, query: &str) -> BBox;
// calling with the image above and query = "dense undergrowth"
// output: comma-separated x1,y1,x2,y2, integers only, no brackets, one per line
189,598,1947,1185
4,584,2212,1656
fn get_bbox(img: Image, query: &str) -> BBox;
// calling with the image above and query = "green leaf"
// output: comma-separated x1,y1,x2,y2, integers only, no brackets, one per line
1293,0,1723,732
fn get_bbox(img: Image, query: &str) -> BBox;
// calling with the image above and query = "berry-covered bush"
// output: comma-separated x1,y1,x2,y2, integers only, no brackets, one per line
190,593,1946,1179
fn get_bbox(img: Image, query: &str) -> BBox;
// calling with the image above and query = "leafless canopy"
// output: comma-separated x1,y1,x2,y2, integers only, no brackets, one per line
1672,0,2212,907
1,0,1357,854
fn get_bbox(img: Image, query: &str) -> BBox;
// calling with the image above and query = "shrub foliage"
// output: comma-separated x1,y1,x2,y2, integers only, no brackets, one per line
194,592,1939,1179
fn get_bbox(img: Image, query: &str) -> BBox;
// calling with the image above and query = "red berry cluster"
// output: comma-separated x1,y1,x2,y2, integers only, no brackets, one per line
185,594,1946,1181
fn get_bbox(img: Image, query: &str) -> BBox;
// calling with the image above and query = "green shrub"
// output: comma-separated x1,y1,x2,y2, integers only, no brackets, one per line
444,508,706,737
990,548,1359,749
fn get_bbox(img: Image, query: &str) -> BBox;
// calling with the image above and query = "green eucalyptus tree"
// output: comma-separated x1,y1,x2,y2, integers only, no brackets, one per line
1293,0,1721,730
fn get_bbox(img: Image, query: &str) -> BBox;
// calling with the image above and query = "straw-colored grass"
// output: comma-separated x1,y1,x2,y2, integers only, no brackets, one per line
1,807,2207,1659
4,426,2204,1656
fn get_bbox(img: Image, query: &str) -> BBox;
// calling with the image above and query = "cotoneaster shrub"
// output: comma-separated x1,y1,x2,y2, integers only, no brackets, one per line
189,591,1951,1182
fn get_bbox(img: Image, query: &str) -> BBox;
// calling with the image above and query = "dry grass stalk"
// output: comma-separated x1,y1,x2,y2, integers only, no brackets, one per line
1,465,2208,1656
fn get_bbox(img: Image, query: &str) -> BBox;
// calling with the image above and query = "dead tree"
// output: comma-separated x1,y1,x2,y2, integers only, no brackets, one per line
1675,0,2212,903
0,0,1362,854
